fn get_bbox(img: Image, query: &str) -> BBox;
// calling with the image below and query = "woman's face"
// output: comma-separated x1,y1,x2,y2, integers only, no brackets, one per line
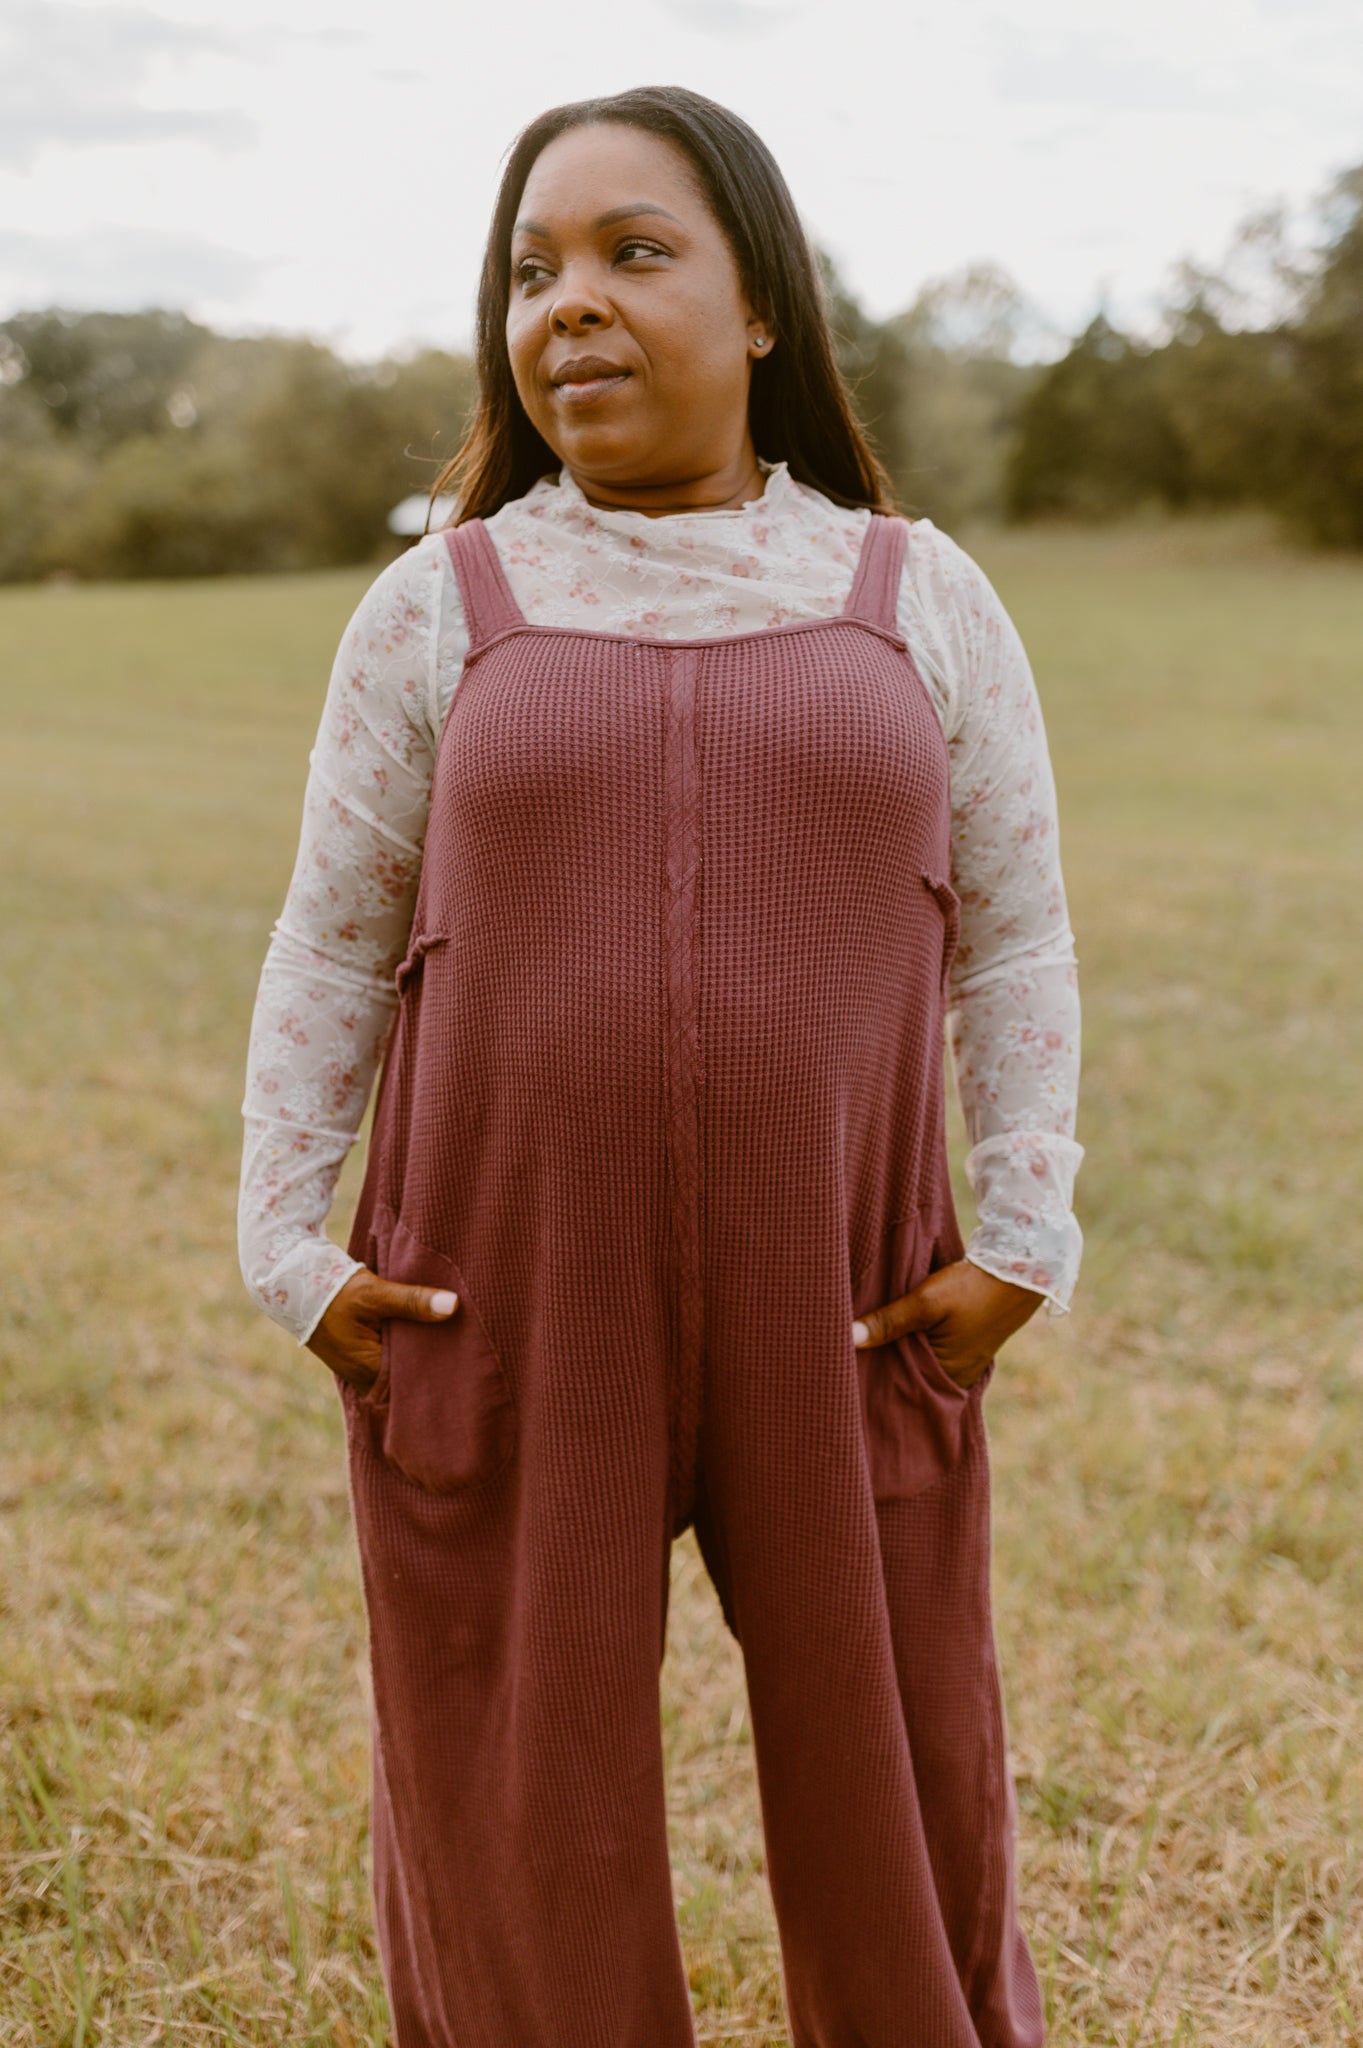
505,122,770,496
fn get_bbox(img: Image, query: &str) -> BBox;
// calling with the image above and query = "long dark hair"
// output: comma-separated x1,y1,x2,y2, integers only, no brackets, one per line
429,84,899,525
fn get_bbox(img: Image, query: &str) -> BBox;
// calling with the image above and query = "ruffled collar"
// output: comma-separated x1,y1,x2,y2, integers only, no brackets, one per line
528,457,796,529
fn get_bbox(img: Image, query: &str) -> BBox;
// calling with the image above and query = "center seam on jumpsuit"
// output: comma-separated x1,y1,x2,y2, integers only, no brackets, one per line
661,646,706,1536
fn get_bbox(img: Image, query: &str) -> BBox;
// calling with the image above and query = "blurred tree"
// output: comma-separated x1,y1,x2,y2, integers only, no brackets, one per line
0,307,209,449
232,340,475,566
0,310,475,580
889,263,1043,529
1006,312,1191,519
1005,161,1363,544
819,251,914,506
375,346,479,509
38,432,280,579
1151,294,1301,515
1287,165,1363,544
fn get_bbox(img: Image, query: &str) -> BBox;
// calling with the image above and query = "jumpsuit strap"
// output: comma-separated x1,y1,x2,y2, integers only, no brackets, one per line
443,519,527,650
840,512,910,636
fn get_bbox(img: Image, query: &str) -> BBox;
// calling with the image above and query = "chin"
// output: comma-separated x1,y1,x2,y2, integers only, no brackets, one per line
553,429,651,479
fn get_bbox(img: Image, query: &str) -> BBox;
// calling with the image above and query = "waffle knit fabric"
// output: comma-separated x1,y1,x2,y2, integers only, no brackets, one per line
339,511,1046,2048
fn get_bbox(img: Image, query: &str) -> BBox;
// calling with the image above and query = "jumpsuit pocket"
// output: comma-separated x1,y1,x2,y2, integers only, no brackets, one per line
922,871,961,1002
852,1210,981,1501
362,1209,517,1495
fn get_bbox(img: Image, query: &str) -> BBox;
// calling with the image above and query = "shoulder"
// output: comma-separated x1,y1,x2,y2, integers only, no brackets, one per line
894,515,979,642
339,530,457,653
898,518,1023,672
900,517,1001,619
321,534,469,748
891,518,1031,744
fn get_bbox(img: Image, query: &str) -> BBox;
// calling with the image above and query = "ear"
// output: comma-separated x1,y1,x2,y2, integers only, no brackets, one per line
746,308,776,360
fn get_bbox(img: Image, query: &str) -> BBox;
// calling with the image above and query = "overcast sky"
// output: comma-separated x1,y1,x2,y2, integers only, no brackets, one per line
4,0,1361,361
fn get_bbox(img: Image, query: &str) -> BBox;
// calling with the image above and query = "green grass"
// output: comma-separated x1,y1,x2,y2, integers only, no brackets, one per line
2,521,1361,2044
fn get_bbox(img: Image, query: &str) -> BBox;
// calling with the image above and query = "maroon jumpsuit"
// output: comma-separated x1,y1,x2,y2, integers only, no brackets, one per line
339,510,1046,2048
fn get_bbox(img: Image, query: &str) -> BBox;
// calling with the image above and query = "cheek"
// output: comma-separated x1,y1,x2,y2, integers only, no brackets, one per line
504,321,543,411
504,315,528,375
645,305,742,393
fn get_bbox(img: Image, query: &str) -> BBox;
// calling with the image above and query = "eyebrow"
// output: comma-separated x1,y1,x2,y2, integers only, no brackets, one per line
512,202,684,239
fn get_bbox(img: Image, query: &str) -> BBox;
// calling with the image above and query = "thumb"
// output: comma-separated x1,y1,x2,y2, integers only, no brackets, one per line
852,1283,933,1349
372,1279,459,1323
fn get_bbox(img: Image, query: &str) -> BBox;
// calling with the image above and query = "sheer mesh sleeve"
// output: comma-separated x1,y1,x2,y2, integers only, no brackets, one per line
898,524,1084,1313
236,535,467,1345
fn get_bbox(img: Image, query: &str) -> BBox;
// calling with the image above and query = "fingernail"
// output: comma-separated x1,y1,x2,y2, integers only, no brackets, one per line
851,1320,869,1346
430,1290,457,1315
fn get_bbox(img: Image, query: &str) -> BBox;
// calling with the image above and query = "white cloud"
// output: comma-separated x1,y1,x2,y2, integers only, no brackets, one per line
0,224,270,310
651,0,803,37
994,30,1235,115
0,2,255,169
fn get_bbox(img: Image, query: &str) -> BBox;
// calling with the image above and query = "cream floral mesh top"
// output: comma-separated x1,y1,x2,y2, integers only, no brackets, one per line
238,459,1084,1347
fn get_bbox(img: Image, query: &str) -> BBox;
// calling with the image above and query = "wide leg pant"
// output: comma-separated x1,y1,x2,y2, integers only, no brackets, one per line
340,1249,1043,2048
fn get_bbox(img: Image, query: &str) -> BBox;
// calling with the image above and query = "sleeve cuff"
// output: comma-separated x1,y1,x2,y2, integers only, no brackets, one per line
238,1230,366,1349
294,1255,366,1348
963,1249,1074,1319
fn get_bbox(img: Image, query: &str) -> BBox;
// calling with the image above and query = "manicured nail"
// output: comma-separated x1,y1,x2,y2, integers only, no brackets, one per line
852,1320,869,1346
430,1291,457,1315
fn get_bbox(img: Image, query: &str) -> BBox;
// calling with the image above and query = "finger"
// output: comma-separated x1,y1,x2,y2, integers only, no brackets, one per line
331,1356,381,1396
373,1282,459,1323
934,1352,991,1390
303,1324,381,1387
852,1287,932,1348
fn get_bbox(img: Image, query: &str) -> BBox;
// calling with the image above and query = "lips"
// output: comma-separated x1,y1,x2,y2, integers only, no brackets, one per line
550,356,632,405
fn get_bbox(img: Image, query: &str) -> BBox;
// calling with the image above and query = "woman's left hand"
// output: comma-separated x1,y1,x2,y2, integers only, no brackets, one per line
851,1261,1043,1389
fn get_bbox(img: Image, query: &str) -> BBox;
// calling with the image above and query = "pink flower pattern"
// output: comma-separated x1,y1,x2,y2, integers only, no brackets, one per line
238,460,1082,1346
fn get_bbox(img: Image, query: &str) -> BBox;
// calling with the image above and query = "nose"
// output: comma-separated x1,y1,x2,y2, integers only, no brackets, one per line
547,262,615,337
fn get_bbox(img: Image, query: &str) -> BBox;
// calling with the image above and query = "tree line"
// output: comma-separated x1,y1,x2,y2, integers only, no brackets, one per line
1,157,1359,582
0,316,477,581
1006,164,1363,546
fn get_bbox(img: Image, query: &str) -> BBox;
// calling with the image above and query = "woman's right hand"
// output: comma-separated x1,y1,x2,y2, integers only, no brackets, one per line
305,1268,459,1394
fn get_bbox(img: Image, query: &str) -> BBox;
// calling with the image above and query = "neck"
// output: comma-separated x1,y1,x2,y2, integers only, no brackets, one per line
567,447,767,518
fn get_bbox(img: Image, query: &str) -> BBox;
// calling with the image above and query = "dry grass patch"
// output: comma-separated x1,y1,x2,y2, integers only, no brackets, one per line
2,524,1361,2043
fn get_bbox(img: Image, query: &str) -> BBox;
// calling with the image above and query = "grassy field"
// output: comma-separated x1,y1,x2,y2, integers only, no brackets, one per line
2,518,1361,2045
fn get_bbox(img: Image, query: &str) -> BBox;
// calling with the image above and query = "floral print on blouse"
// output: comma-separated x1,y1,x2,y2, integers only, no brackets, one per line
238,459,1083,1347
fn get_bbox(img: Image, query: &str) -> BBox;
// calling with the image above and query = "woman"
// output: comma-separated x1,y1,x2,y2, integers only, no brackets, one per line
238,85,1082,2048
